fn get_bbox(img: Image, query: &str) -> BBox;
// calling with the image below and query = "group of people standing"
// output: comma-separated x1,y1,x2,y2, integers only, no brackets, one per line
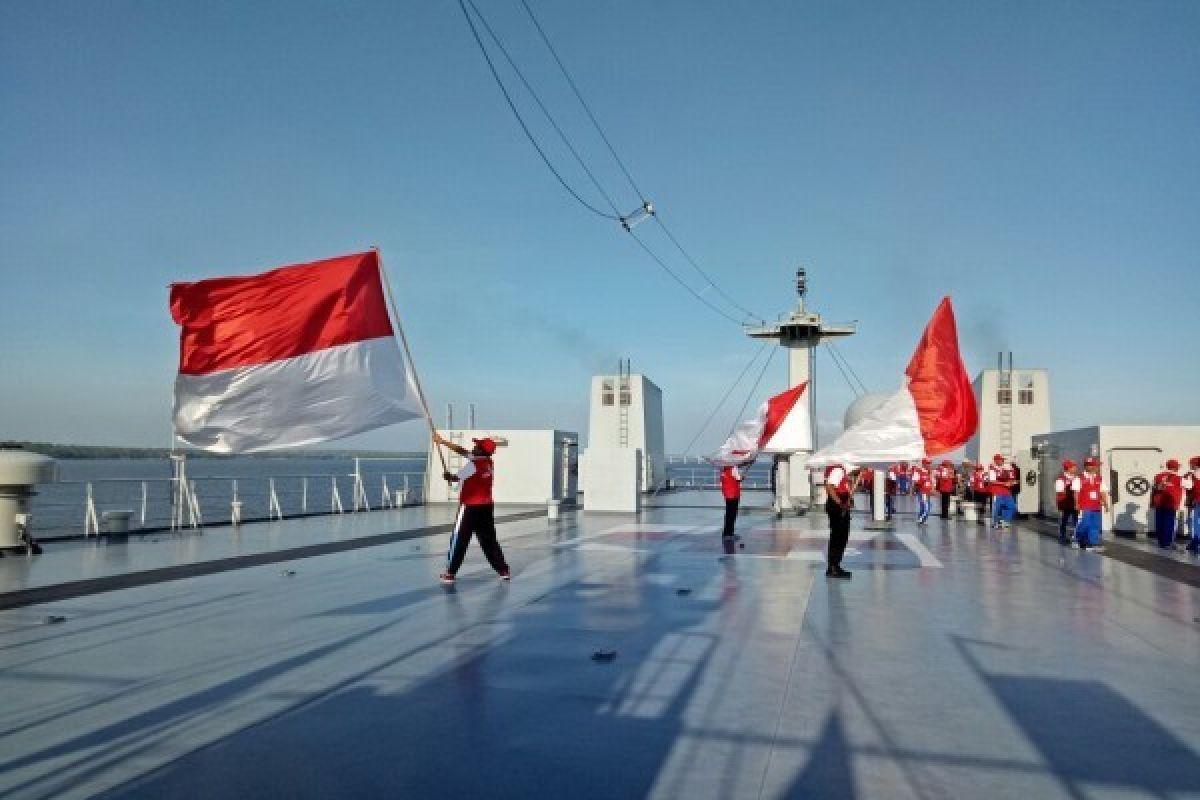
858,455,1022,530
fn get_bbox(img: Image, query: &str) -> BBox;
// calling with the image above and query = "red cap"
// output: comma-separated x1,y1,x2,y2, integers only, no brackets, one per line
1191,456,1200,468
1062,459,1076,470
941,459,953,466
472,437,497,456
921,458,932,466
1084,456,1099,468
1166,458,1181,470
993,454,1005,464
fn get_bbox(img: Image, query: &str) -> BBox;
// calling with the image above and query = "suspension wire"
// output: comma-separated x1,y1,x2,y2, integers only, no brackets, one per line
465,0,624,218
626,228,747,326
456,0,619,220
680,342,771,456
822,343,861,398
652,216,766,324
518,0,647,202
728,346,779,437
461,0,767,328
828,341,869,394
512,0,766,325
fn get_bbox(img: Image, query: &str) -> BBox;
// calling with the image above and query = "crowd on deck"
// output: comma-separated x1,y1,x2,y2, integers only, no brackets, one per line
846,455,1200,554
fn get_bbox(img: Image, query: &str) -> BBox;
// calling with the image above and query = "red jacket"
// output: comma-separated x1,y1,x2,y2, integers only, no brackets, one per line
1151,471,1184,510
459,456,494,506
720,466,743,500
1077,472,1106,512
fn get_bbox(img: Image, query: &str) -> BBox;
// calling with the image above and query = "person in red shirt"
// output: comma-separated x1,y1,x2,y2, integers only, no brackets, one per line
433,432,511,584
1054,459,1079,546
823,464,860,579
913,458,933,524
967,461,988,523
720,462,749,540
936,459,956,519
1185,456,1200,554
986,454,1018,529
1074,456,1110,550
1151,459,1185,549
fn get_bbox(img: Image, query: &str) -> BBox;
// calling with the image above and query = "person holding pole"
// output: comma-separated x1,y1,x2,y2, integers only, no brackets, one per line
433,432,511,585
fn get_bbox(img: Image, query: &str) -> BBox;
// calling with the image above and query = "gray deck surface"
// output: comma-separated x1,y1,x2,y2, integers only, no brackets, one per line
1,492,1198,799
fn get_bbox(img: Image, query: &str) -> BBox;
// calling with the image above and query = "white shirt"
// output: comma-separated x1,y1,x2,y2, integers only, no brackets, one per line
826,467,846,487
456,460,477,481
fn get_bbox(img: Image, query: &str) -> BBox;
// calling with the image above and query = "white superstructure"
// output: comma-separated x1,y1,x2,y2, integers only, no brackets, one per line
1032,426,1200,535
425,429,578,505
584,364,665,492
965,361,1051,514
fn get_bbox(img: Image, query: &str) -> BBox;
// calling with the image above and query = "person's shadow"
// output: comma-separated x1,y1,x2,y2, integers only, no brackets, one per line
1113,502,1141,537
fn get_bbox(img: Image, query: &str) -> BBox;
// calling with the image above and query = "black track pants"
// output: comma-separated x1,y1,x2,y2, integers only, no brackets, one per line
446,503,508,575
825,498,851,569
722,498,740,537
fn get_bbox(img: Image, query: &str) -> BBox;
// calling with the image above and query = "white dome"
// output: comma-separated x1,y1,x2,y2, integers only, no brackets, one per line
843,393,891,430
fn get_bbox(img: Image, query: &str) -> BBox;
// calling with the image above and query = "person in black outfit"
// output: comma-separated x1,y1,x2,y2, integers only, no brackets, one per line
824,464,859,579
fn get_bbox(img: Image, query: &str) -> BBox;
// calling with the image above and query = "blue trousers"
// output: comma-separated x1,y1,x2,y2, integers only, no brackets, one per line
992,494,1015,526
1188,506,1200,552
1076,510,1102,547
1154,507,1177,548
916,492,930,522
885,495,895,517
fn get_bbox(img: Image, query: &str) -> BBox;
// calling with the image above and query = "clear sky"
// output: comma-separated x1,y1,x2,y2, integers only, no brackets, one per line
2,0,1197,453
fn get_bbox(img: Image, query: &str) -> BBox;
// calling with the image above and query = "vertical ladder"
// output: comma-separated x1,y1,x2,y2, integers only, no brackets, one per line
998,367,1014,457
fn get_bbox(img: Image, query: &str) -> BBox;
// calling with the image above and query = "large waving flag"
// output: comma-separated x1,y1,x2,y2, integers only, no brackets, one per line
809,297,976,467
711,382,810,466
170,251,424,453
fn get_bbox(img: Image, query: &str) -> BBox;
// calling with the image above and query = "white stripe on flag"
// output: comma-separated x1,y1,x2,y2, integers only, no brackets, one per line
174,337,423,453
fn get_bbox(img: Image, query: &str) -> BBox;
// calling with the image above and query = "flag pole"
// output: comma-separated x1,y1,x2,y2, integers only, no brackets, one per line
372,247,451,479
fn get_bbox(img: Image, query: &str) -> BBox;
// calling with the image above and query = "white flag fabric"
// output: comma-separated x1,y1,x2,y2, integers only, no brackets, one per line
169,251,424,453
808,297,977,468
711,382,810,466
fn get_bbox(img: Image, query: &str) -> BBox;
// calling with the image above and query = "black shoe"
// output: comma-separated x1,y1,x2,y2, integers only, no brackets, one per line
825,566,852,579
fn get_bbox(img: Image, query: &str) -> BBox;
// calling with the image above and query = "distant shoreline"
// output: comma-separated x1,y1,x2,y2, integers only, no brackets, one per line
1,441,426,460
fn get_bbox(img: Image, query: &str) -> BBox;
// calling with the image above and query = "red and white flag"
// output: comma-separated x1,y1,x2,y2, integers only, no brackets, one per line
809,297,977,467
170,251,424,453
711,382,811,466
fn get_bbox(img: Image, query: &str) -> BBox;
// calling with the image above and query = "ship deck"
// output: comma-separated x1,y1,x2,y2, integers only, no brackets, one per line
1,492,1198,800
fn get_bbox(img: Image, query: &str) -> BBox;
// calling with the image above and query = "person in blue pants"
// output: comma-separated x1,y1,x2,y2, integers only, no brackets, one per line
986,454,1017,529
1187,457,1200,554
1074,457,1110,551
914,458,933,525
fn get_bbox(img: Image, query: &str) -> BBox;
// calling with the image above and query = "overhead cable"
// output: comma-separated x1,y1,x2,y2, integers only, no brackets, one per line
456,0,620,220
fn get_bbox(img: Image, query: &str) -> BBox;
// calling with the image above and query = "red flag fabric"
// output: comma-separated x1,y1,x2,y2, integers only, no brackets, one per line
758,382,809,449
169,251,423,453
904,296,978,455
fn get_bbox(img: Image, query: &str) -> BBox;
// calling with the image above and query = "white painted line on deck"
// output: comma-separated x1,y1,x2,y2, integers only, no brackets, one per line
895,533,944,568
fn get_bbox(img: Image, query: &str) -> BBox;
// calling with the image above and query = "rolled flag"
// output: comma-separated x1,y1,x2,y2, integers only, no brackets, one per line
711,382,810,466
170,250,424,453
809,297,977,467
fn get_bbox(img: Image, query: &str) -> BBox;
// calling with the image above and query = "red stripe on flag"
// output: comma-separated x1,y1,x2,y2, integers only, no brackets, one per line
757,382,808,449
904,297,978,455
170,251,394,375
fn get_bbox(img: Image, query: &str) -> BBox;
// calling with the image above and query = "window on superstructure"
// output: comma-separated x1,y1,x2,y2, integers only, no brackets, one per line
1017,375,1034,404
619,378,631,406
997,389,1012,405
602,379,614,406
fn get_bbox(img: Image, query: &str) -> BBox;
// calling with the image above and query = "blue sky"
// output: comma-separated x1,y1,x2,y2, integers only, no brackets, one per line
2,0,1197,452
